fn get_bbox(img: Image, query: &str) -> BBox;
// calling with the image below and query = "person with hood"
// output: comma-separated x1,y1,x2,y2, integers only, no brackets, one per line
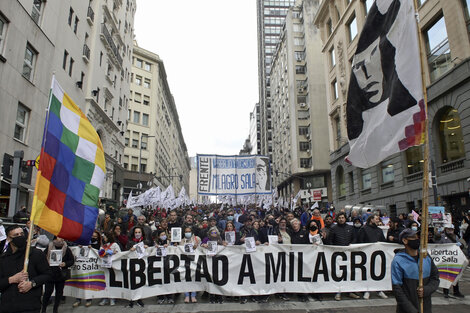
391,228,440,313
436,224,465,298
41,236,74,313
0,225,52,313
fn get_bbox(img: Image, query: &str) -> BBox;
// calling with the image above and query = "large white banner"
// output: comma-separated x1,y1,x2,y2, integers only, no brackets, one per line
197,154,271,195
63,243,467,300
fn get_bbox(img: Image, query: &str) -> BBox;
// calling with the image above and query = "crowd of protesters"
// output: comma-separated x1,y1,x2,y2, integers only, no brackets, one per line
0,203,469,311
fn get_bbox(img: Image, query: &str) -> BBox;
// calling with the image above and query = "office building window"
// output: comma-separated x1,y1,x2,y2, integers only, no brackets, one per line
14,103,29,142
144,78,150,88
363,0,374,16
405,146,423,175
336,166,346,197
22,43,36,81
347,14,358,42
142,113,149,126
329,46,335,68
135,58,143,68
123,156,129,169
68,7,74,25
32,0,44,24
381,162,395,184
296,65,306,74
438,107,465,163
299,126,309,136
135,75,142,85
141,136,148,150
361,170,371,190
299,142,310,151
124,137,129,146
418,0,428,6
0,13,8,54
143,95,150,106
348,171,354,193
331,79,338,100
144,62,151,71
326,18,333,37
74,16,79,34
131,157,138,171
133,111,140,123
134,92,141,103
300,158,311,168
140,159,147,172
334,115,341,148
424,15,451,82
68,58,74,76
62,50,68,70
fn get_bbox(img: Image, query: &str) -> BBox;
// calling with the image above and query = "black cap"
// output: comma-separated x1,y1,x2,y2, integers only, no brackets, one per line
399,228,417,243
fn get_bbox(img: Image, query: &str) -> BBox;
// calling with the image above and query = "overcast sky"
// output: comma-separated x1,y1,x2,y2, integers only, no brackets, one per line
134,0,259,157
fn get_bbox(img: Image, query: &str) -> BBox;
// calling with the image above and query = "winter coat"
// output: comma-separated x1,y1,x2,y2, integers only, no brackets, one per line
357,223,386,243
0,246,52,312
327,223,356,246
391,250,439,313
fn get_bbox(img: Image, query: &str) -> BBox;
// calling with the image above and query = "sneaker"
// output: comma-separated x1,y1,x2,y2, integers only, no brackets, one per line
157,298,165,304
99,299,109,306
349,293,360,299
126,301,134,308
167,298,175,304
136,300,144,307
335,293,341,301
240,297,248,304
85,300,92,307
279,294,289,301
110,299,116,306
377,291,388,299
363,292,370,300
72,300,81,308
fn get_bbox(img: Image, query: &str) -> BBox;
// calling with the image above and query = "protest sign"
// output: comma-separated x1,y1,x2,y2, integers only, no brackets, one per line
63,243,467,300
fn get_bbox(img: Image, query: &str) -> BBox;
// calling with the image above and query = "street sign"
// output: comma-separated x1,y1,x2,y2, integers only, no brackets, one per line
313,190,322,201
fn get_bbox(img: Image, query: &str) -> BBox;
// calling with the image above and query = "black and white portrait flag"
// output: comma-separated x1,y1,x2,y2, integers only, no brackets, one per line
346,0,425,168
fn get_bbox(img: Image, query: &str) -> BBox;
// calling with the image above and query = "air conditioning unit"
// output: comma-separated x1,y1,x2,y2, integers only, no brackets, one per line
299,102,306,108
306,134,310,139
307,149,310,153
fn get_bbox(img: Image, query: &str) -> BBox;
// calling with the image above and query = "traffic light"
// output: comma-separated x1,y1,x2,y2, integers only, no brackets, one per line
22,160,36,167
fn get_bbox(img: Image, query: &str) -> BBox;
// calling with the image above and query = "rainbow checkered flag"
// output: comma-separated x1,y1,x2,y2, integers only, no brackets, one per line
31,77,106,244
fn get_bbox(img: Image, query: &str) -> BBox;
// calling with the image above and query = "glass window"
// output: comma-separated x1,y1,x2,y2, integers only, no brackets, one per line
144,78,150,88
332,79,338,100
334,116,341,147
424,16,451,82
337,166,346,197
462,0,470,33
295,65,306,74
143,95,150,106
134,92,141,103
326,18,332,37
362,172,371,189
62,50,68,70
299,142,310,151
348,171,354,193
330,46,335,68
74,16,79,34
363,0,374,16
144,62,151,71
439,107,465,163
135,75,142,85
382,163,395,183
142,113,149,126
347,14,358,42
14,103,29,142
133,111,140,123
68,7,74,25
294,37,305,46
298,126,309,135
22,44,36,81
132,139,138,148
68,58,74,77
300,158,311,168
124,137,129,146
135,58,143,68
406,146,423,174
0,14,8,53
418,0,428,6
32,0,43,24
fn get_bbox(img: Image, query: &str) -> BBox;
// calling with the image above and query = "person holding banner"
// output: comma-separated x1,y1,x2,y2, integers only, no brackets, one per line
98,232,121,306
0,225,52,313
180,226,200,303
392,228,440,313
41,237,74,313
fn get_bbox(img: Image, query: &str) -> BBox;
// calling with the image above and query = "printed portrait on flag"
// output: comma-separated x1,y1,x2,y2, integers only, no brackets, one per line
346,0,425,168
255,156,270,191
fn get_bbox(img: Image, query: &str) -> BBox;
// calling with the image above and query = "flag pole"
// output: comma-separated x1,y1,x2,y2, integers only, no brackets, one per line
411,1,430,312
24,73,55,272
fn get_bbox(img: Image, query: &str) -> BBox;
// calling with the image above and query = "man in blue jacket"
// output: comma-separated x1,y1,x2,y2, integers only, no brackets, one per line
391,228,440,313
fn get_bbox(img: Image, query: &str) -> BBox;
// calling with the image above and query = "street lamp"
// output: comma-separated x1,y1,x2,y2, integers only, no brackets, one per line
138,134,155,194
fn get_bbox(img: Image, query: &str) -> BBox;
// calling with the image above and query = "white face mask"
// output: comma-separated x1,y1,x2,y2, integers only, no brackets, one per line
135,233,142,239
160,235,167,241
411,226,418,231
185,232,192,239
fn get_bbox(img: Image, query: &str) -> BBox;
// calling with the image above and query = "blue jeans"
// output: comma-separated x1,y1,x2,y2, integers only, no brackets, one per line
185,292,196,298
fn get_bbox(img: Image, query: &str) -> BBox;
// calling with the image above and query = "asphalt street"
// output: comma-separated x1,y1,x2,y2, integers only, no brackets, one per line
56,266,470,313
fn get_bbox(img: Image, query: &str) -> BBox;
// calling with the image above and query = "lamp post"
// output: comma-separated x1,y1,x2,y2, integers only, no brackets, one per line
138,134,155,194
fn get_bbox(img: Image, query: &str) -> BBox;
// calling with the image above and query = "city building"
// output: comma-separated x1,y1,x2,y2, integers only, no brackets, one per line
123,42,190,199
314,0,470,215
270,0,331,206
249,103,261,155
0,0,136,215
257,0,298,162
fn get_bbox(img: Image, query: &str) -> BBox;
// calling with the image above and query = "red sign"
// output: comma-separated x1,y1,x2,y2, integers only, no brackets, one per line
313,190,322,201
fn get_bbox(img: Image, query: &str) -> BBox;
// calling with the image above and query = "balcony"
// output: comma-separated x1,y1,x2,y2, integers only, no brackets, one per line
428,38,452,82
82,44,90,62
439,158,465,174
100,23,123,67
87,6,94,25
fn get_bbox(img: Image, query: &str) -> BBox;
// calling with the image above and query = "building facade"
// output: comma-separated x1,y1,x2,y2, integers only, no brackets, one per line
257,0,298,162
270,0,332,206
249,103,261,155
314,0,470,215
0,0,136,215
123,43,190,199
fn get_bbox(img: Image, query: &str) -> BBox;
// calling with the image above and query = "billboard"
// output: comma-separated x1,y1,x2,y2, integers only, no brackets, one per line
197,154,271,195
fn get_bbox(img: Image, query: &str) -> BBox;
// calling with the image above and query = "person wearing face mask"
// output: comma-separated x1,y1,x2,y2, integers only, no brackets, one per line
391,228,440,313
218,209,242,232
0,225,52,313
352,217,363,238
437,224,465,298
180,227,200,303
387,217,405,244
41,237,74,313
